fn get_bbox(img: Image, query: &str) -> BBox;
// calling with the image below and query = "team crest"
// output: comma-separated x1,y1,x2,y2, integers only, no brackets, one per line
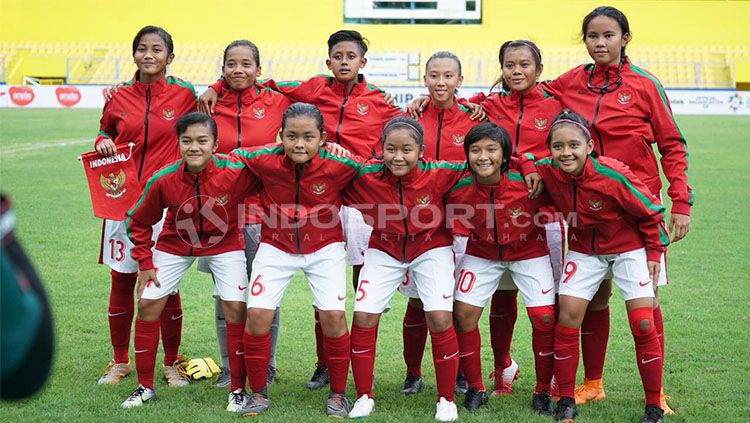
508,206,522,218
311,183,327,195
162,107,175,121
534,117,548,130
617,92,632,105
100,170,127,199
588,199,603,211
253,107,266,119
452,134,465,146
215,194,229,206
356,103,369,116
416,194,431,206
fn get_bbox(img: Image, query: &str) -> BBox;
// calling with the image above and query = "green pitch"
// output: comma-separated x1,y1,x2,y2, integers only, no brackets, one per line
0,109,748,422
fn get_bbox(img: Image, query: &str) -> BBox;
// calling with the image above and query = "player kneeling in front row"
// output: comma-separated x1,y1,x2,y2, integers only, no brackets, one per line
536,110,668,423
446,122,557,415
122,112,258,411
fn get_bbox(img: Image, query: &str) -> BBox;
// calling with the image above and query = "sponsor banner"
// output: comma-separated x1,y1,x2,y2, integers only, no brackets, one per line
1,84,749,115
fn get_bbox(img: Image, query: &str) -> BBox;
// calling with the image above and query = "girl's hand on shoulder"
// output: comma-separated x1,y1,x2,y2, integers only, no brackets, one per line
406,96,430,119
669,213,690,242
198,87,219,114
524,172,544,199
324,142,351,158
466,102,486,121
102,82,125,102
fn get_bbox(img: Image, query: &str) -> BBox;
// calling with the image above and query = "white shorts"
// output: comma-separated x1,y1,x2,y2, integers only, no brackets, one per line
559,249,655,302
399,236,467,299
247,242,347,311
342,206,373,266
140,249,248,302
356,246,455,314
454,254,556,308
101,218,164,274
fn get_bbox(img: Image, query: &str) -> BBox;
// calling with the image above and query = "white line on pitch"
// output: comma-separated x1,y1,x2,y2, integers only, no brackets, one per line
1,139,90,155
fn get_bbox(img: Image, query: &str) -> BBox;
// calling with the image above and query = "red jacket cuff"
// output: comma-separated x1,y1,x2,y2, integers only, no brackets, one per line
670,201,691,216
646,249,662,263
520,160,537,177
138,258,154,271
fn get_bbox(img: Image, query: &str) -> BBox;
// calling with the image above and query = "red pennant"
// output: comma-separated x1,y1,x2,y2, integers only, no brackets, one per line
80,144,142,220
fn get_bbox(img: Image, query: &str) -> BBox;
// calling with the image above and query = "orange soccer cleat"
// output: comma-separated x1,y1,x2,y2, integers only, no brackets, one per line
573,378,606,405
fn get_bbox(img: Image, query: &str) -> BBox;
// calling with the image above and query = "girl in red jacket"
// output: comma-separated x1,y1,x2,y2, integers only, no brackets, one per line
231,103,361,418
398,51,478,396
122,112,259,411
446,122,557,415
541,7,691,412
195,39,290,388
344,117,467,421
537,110,668,423
94,25,196,388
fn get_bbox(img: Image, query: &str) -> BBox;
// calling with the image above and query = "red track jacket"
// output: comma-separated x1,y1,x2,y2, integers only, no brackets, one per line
542,58,693,215
126,155,260,270
446,170,552,261
231,145,362,254
535,155,669,262
95,72,197,184
416,100,478,161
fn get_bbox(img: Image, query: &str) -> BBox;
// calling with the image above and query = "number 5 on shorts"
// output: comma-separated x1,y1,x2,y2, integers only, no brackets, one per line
356,280,370,302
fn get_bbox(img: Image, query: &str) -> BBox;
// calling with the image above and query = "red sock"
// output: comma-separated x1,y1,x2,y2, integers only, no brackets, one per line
654,306,665,356
528,306,556,393
403,302,427,377
554,325,579,398
160,292,182,366
430,327,459,402
581,307,609,380
350,324,378,398
243,331,270,393
489,291,517,370
629,307,662,406
226,322,247,392
314,310,325,366
108,270,136,364
324,332,350,394
134,319,160,389
456,328,483,391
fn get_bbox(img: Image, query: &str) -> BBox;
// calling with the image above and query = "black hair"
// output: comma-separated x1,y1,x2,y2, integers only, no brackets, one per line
223,39,260,66
581,6,631,57
132,25,174,56
381,116,424,148
491,40,543,93
281,103,324,135
327,30,369,56
425,51,462,75
175,112,217,141
463,122,512,174
546,109,598,157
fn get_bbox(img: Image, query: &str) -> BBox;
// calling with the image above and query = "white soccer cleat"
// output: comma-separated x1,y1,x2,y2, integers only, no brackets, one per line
121,384,156,409
348,394,375,418
226,388,250,412
490,359,520,396
434,397,458,422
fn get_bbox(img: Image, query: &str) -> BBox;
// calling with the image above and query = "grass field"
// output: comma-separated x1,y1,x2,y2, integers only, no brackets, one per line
0,108,749,422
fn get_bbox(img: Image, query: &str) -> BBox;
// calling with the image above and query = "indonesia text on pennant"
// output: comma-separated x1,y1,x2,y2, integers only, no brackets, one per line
80,143,142,220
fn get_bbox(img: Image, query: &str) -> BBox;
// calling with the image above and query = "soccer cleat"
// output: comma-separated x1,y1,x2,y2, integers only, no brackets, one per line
435,397,458,422
240,393,271,417
348,394,374,418
326,392,351,418
532,390,554,416
98,359,131,385
489,359,519,396
214,367,230,388
400,374,423,395
304,363,329,390
660,388,674,415
550,375,560,401
121,384,156,409
641,404,665,423
553,397,577,422
267,366,278,386
454,372,468,395
573,378,606,405
226,388,250,413
462,387,488,411
163,363,190,387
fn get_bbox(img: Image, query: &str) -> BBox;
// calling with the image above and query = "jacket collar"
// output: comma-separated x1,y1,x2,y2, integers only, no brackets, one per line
423,98,463,120
179,155,218,184
384,161,420,184
280,146,326,173
218,80,264,106
586,57,631,83
507,83,546,105
129,71,168,96
330,74,368,97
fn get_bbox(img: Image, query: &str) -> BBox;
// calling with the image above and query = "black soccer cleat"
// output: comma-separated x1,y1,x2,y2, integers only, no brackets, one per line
304,363,329,390
641,404,665,423
554,396,577,422
400,374,423,395
462,387,489,411
454,372,468,395
532,389,554,416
